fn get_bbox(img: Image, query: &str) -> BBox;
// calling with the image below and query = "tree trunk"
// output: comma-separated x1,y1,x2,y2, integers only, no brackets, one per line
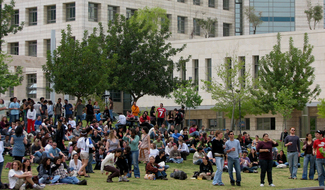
231,103,236,134
254,26,256,34
188,108,191,126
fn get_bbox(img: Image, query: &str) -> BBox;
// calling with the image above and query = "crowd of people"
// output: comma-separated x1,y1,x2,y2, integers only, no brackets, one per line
1,97,325,189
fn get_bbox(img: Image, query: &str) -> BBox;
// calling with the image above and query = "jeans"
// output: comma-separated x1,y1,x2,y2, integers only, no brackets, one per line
10,114,19,123
86,153,94,173
54,114,61,126
157,118,165,127
170,158,183,164
212,157,224,185
115,123,125,129
0,161,3,186
109,109,113,121
76,115,83,124
260,159,273,185
228,157,241,183
287,152,299,178
316,158,325,186
34,151,42,158
59,176,79,184
194,159,203,165
189,131,199,137
302,154,315,180
150,132,156,140
127,150,140,178
154,167,167,178
39,175,60,184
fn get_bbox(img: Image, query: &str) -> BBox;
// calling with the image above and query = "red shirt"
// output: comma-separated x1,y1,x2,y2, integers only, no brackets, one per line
156,107,166,118
140,116,150,123
313,138,325,159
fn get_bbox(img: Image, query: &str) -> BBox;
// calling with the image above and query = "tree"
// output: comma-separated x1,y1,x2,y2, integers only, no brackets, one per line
244,6,263,34
43,25,113,101
317,99,325,118
305,0,323,30
173,80,203,124
252,33,321,114
0,0,24,51
202,56,258,132
197,17,217,38
100,9,189,102
0,53,23,93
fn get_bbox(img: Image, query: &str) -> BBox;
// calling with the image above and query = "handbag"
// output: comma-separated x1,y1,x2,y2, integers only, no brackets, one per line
158,161,165,167
214,153,224,157
144,174,155,180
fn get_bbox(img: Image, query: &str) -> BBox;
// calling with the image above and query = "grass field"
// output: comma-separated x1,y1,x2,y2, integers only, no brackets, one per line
0,151,320,190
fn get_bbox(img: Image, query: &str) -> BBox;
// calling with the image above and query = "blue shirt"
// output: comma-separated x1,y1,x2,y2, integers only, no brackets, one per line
64,104,73,115
225,139,242,159
172,133,182,140
9,102,20,115
48,147,61,157
35,120,42,126
96,113,101,122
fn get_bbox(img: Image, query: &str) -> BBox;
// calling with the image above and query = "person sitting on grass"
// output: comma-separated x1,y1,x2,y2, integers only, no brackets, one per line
193,147,206,165
178,140,189,161
48,142,66,160
248,148,259,167
38,157,60,185
69,153,83,176
149,143,159,159
275,150,288,166
171,129,182,144
198,156,215,180
153,136,165,151
101,148,124,183
155,150,170,170
190,136,200,153
146,156,168,180
240,150,258,173
169,145,183,164
9,160,44,189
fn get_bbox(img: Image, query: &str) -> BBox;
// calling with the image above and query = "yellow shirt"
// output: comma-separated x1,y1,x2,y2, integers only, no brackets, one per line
131,105,140,116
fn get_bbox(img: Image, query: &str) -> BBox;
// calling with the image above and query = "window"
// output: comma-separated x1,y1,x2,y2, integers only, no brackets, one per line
178,16,185,33
47,5,56,23
88,3,98,22
223,0,229,10
126,8,136,19
206,59,212,82
235,0,243,35
209,22,216,37
28,41,37,57
110,90,121,102
108,6,117,21
209,0,215,8
193,19,200,36
193,0,200,5
186,119,202,128
193,60,199,90
46,39,51,54
69,95,75,101
223,23,230,36
257,118,275,130
29,8,37,26
239,56,245,88
177,0,185,2
12,10,19,26
181,62,186,80
45,79,50,99
10,43,19,55
226,57,232,89
240,118,250,130
9,87,14,97
253,56,259,78
209,119,223,130
66,3,75,21
27,74,37,98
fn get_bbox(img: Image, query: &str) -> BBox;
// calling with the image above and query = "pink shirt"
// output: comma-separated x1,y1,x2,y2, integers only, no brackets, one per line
189,127,196,134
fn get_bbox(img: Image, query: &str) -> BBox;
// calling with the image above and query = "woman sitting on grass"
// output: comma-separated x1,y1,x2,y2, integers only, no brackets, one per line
199,156,215,180
146,156,168,180
8,160,43,189
38,157,60,185
69,153,83,176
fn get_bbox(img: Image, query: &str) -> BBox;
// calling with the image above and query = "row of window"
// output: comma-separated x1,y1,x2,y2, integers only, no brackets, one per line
176,0,230,10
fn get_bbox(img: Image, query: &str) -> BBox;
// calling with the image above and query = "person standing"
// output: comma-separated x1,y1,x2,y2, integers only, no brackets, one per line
313,130,325,186
54,98,62,125
301,133,315,180
256,133,278,187
0,99,7,121
123,129,140,178
131,102,140,120
225,130,242,186
10,126,27,162
284,127,300,179
156,103,166,127
26,104,36,133
109,97,114,122
47,100,54,121
211,130,225,186
224,129,229,140
63,99,73,121
280,129,288,142
41,100,48,120
75,99,85,124
8,97,20,123
86,99,94,125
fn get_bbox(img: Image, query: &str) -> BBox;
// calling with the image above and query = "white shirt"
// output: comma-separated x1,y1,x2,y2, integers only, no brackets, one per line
101,153,118,173
69,159,82,172
33,103,41,115
77,137,94,153
27,109,36,120
165,145,173,155
178,143,189,153
118,115,126,125
44,144,52,152
68,120,76,128
8,169,23,189
149,148,159,158
207,151,213,159
0,141,4,162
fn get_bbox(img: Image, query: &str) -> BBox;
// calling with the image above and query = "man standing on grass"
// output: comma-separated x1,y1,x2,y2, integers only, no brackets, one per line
313,130,325,186
225,130,242,186
156,103,166,127
284,127,300,180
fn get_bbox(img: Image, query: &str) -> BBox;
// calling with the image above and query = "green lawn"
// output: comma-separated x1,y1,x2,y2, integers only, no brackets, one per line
1,152,320,190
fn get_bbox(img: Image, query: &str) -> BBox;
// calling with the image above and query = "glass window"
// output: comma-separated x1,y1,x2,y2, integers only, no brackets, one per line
206,59,212,82
12,10,19,26
235,0,243,35
209,22,216,37
45,79,50,99
126,8,136,19
193,19,200,36
209,119,221,129
108,6,117,22
88,3,98,22
27,74,37,98
10,43,19,55
209,0,215,8
28,41,37,57
223,23,230,36
47,5,56,23
253,56,259,78
177,0,185,2
46,39,51,54
186,119,202,128
223,0,229,10
193,60,199,91
9,87,14,97
257,118,275,130
177,16,185,33
193,0,200,5
66,3,75,21
69,95,75,101
110,90,121,102
29,8,37,26
181,62,186,80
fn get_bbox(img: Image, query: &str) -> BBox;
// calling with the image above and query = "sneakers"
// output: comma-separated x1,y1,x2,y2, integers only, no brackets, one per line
33,185,44,190
77,179,87,185
236,182,241,186
260,184,264,187
269,184,275,187
19,185,26,190
106,178,113,183
119,177,122,182
122,176,129,182
253,170,258,173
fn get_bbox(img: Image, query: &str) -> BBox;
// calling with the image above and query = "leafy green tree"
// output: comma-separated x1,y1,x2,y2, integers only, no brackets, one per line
202,56,258,131
173,80,203,124
0,53,23,93
43,25,113,101
252,33,321,113
0,0,24,51
244,6,263,34
197,17,217,38
305,0,323,30
317,99,325,118
100,10,189,102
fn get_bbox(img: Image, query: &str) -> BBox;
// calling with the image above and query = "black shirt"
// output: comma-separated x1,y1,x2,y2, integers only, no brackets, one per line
200,162,213,173
191,139,199,148
41,104,47,115
86,104,94,115
212,139,224,155
155,155,167,164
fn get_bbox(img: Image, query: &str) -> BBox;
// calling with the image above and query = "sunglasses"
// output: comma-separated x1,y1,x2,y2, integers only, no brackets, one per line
229,134,234,135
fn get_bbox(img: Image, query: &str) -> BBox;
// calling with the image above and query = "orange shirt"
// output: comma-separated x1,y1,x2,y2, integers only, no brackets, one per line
131,105,140,116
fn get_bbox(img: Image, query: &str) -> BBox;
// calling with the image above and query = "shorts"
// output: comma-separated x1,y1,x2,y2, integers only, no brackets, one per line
14,178,25,189
80,152,89,160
